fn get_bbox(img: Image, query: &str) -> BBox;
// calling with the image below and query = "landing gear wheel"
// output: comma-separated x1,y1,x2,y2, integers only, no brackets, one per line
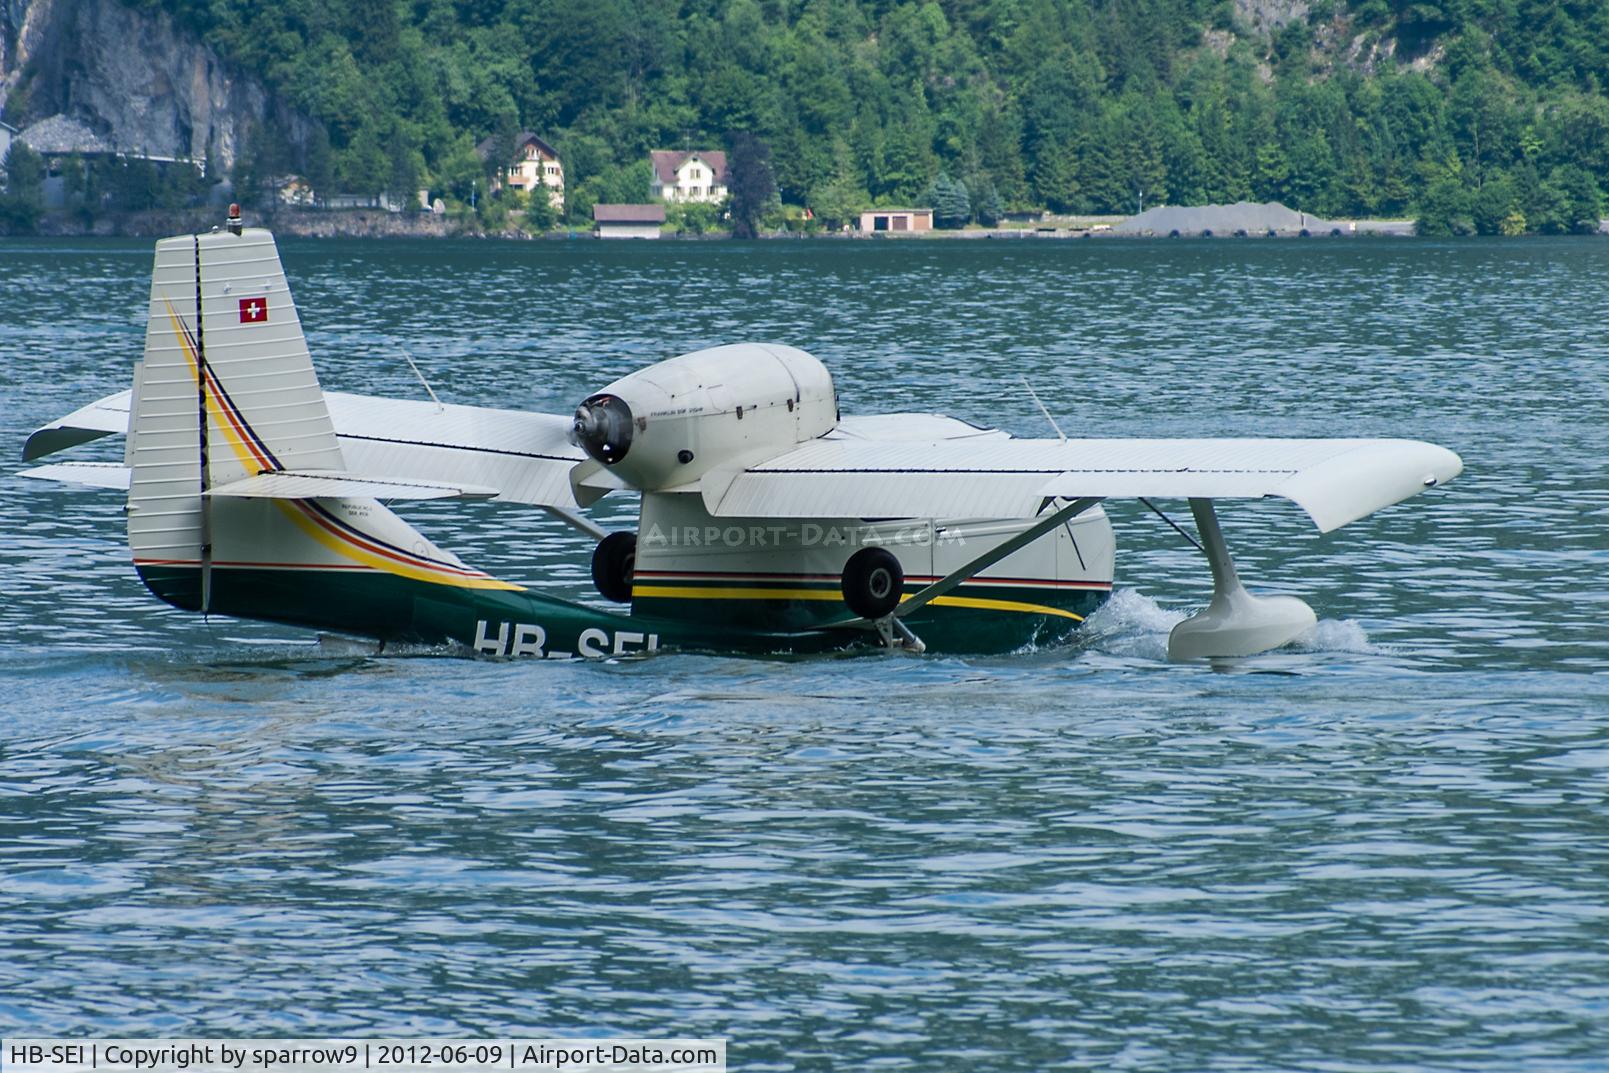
591,531,637,603
841,547,904,620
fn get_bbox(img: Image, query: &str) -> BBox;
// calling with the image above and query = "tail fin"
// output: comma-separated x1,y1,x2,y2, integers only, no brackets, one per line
128,227,519,623
143,228,342,476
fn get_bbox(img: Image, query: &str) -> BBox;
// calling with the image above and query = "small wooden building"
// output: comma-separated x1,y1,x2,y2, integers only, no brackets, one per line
859,208,933,233
594,203,666,239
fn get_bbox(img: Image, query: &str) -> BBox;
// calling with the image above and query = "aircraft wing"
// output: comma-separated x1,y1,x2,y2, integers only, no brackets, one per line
22,390,133,460
700,436,1462,533
22,388,587,508
323,392,584,507
14,460,132,490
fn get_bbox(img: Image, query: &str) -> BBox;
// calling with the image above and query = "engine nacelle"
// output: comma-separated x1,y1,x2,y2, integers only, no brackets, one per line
571,343,837,490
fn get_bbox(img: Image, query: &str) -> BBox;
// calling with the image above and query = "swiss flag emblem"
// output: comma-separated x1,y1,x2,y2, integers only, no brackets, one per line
239,296,268,323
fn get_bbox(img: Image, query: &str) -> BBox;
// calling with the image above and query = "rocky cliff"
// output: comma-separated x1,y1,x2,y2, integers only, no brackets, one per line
0,0,304,171
1233,0,1309,36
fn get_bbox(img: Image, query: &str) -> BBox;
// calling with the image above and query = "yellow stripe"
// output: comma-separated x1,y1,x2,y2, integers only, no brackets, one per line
633,585,843,602
632,585,1084,620
275,502,523,590
929,595,1084,621
167,302,264,476
166,302,519,591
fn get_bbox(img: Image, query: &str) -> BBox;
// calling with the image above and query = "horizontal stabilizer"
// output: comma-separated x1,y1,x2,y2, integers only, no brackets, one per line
18,461,132,490
206,471,499,501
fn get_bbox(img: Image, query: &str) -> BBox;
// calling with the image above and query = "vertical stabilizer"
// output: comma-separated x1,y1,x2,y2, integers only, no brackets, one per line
128,226,523,622
128,237,204,575
129,228,345,573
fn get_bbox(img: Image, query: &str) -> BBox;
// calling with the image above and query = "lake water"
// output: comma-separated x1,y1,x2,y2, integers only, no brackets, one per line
2,234,1608,1070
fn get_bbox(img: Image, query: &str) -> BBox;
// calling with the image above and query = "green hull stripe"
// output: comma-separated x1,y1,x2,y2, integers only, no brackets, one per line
136,565,1109,657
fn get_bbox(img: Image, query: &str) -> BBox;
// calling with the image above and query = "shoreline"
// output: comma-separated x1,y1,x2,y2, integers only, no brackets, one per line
5,207,1604,240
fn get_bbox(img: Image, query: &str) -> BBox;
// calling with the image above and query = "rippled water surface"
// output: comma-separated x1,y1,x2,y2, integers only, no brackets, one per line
3,236,1608,1069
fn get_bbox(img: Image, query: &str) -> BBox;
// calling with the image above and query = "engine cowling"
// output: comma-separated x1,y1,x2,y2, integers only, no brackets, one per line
571,343,836,490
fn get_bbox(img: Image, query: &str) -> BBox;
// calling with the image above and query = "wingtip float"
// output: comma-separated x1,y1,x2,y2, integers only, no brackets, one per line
21,221,1462,661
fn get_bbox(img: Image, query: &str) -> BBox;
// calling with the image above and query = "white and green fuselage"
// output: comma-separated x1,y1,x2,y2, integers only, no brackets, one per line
114,226,1112,658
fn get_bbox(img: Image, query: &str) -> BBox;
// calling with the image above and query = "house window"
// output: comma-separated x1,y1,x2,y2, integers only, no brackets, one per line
874,215,889,231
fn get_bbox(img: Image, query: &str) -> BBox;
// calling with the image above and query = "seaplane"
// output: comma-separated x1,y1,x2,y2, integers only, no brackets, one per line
20,212,1463,661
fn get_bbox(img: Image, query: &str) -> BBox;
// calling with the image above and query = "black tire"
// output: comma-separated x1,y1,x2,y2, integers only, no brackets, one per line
841,547,904,620
591,531,636,603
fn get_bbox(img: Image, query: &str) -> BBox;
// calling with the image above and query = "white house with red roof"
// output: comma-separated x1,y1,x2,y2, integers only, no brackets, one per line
649,149,728,203
476,132,564,210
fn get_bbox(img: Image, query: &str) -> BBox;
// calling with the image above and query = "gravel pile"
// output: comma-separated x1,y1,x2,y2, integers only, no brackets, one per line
17,114,115,155
1114,201,1338,235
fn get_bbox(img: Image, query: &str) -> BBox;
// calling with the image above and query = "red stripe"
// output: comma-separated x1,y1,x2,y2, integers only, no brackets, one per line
289,500,488,578
633,568,1112,589
137,558,374,571
636,569,845,582
204,367,276,472
168,304,277,473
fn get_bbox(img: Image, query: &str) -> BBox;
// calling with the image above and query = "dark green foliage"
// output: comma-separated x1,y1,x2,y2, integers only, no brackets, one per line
970,176,1003,226
476,192,510,232
928,173,971,228
138,0,1607,232
1551,165,1605,234
522,184,558,232
0,141,45,230
805,160,866,231
669,201,720,235
233,121,293,208
1471,175,1521,236
3,140,45,197
566,158,650,224
1416,172,1476,236
727,131,776,239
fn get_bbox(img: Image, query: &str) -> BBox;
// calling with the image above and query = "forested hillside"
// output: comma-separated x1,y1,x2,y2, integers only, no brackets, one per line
135,0,1608,233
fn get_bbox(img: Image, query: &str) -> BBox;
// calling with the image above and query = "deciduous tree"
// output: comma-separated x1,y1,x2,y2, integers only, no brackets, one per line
726,131,776,239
